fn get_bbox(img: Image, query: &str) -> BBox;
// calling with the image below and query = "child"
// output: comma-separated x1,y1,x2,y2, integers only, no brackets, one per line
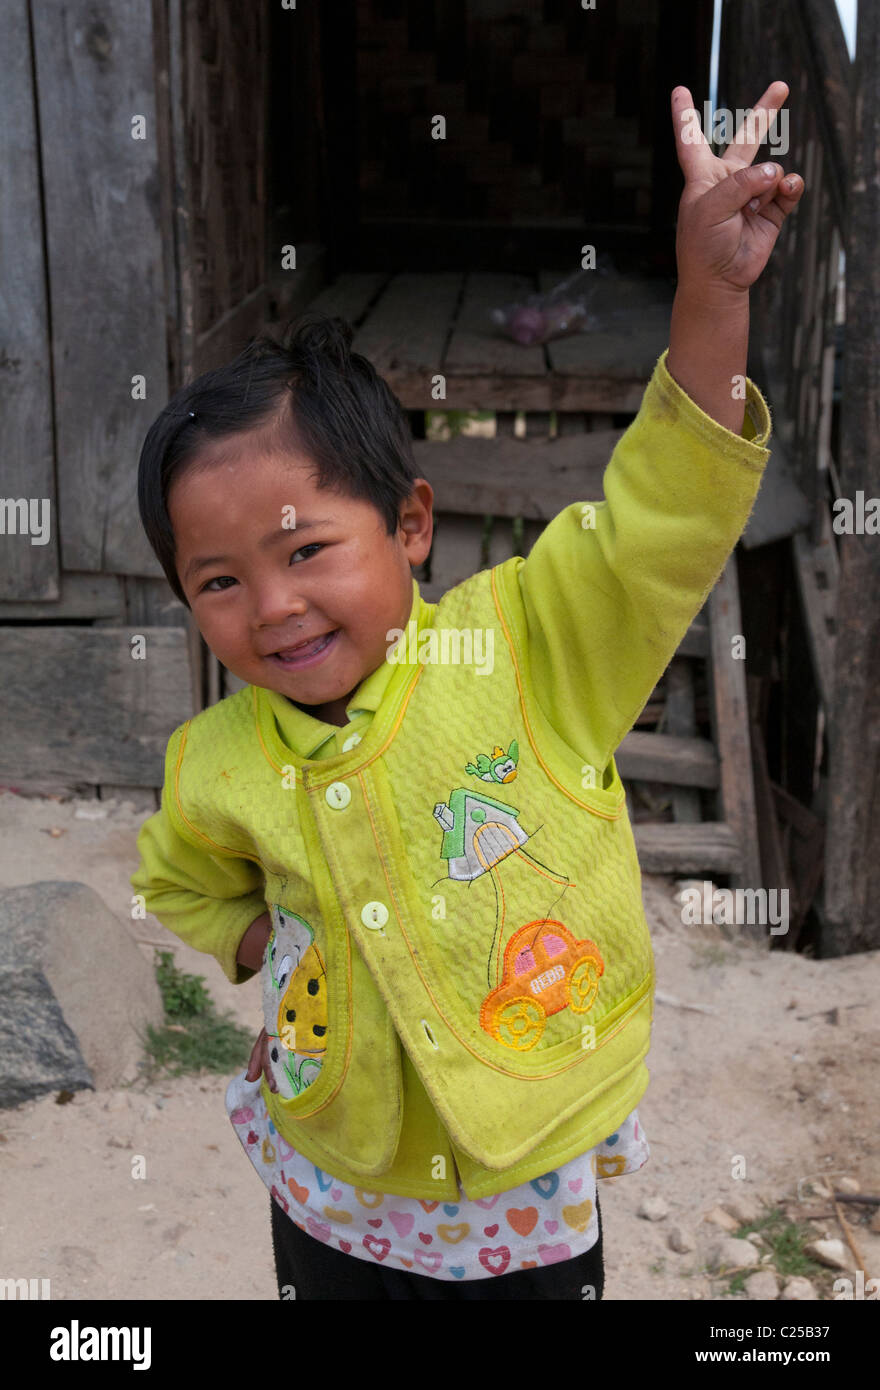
131,84,803,1300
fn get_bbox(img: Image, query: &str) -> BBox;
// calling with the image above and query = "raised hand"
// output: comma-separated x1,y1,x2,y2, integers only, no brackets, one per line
671,82,805,298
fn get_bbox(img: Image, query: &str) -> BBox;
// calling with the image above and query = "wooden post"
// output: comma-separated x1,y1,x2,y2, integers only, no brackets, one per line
822,1,880,954
707,554,764,922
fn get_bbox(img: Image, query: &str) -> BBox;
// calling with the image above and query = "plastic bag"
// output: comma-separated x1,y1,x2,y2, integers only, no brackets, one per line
490,269,603,346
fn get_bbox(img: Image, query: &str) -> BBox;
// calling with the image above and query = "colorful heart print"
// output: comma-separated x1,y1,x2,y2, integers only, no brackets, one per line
530,1172,560,1199
388,1212,415,1238
562,1199,593,1232
414,1249,443,1274
437,1223,470,1245
363,1235,391,1262
538,1243,572,1265
478,1246,511,1276
506,1207,538,1237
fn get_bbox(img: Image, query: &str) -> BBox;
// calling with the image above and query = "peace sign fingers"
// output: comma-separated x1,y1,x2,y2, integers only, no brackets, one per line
721,81,790,169
671,86,715,185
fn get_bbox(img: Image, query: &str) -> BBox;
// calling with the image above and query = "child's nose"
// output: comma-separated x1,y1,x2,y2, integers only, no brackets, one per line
250,577,308,629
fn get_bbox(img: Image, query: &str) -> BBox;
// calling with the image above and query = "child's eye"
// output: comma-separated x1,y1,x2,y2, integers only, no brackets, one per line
291,543,323,563
200,543,323,592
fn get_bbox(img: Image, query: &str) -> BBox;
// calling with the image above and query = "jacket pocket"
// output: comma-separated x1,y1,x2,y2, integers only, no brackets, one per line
262,902,331,1102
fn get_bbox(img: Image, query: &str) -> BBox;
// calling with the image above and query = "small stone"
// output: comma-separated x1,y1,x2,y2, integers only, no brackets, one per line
74,805,108,820
704,1205,739,1232
141,1103,159,1122
106,1135,133,1149
869,1211,880,1236
668,1226,695,1254
780,1276,819,1301
805,1238,852,1270
745,1232,765,1247
706,1237,761,1273
837,1177,860,1195
744,1269,779,1300
638,1196,669,1221
722,1194,763,1225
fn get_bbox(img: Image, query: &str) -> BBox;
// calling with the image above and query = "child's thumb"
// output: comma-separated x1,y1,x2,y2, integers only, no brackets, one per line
713,162,780,220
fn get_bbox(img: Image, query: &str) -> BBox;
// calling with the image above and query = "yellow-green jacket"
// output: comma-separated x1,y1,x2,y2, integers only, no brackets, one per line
131,348,771,1198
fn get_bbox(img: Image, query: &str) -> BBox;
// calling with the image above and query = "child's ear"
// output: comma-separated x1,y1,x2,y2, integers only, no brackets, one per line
399,480,434,565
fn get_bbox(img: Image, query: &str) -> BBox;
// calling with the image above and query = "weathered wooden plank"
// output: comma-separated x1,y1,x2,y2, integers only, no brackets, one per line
30,0,168,578
0,628,192,789
771,779,825,940
0,0,58,601
426,514,486,598
616,730,719,789
193,286,271,376
747,674,790,921
351,273,464,384
823,0,880,954
306,272,392,328
664,660,703,821
707,553,763,905
791,503,838,710
676,615,709,660
538,268,673,383
98,785,159,811
444,273,546,380
631,822,742,874
0,573,124,620
121,577,189,628
412,430,625,519
351,271,656,411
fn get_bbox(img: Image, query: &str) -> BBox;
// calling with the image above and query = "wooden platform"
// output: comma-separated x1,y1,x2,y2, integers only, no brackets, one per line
306,269,675,413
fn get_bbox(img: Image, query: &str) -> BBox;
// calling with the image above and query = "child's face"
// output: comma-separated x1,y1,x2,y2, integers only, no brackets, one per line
168,438,433,725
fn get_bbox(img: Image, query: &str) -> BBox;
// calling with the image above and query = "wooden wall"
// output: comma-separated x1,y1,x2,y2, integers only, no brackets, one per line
0,0,275,800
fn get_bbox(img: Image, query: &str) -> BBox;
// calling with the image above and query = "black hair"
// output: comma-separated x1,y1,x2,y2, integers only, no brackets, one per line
136,312,419,608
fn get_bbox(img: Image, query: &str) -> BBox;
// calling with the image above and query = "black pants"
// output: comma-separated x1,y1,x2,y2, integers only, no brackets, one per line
270,1193,604,1300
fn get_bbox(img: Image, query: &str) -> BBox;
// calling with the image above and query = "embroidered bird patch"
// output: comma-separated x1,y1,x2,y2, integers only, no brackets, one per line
465,739,519,784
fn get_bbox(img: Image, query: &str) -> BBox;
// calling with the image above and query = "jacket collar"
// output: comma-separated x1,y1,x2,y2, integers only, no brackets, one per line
259,578,435,760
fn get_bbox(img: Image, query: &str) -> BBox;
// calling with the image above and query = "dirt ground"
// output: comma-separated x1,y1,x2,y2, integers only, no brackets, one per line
1,788,878,1302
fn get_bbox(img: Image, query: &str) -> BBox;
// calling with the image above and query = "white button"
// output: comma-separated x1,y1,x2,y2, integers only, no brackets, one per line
342,732,362,752
326,781,351,809
361,902,389,929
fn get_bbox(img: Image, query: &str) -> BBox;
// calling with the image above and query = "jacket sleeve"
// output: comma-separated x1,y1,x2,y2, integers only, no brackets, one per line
517,346,772,774
130,723,268,984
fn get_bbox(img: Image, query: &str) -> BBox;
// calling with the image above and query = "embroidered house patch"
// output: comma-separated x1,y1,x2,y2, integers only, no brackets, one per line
263,904,328,1098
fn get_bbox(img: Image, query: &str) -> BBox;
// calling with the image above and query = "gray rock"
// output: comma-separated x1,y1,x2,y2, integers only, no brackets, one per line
744,1269,779,1300
706,1237,762,1272
780,1276,819,1300
638,1196,669,1221
805,1238,852,1270
722,1193,764,1225
0,965,93,1105
668,1226,696,1253
705,1205,740,1232
0,881,165,1105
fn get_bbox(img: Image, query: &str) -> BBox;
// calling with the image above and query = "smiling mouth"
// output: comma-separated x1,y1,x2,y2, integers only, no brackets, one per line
269,630,339,664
